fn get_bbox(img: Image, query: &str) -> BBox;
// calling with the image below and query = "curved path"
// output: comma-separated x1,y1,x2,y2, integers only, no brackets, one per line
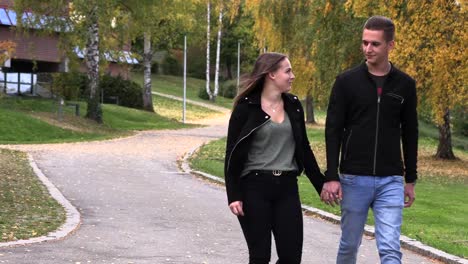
152,91,230,113
0,110,437,263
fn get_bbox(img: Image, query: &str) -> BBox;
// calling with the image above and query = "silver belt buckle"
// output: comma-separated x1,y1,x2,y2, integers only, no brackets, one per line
272,170,282,176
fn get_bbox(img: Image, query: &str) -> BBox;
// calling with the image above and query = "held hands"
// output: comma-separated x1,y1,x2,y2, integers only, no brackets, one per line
229,201,244,216
320,181,342,207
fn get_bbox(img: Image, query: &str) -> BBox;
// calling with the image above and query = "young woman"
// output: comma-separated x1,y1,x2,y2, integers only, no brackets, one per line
224,52,324,264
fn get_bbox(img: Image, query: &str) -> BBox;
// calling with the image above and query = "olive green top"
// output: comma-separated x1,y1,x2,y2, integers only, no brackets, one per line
241,112,298,176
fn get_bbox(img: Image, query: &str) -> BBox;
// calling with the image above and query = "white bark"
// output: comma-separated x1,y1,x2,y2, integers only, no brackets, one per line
85,6,102,123
214,4,223,100
86,20,99,100
143,31,154,112
206,0,213,100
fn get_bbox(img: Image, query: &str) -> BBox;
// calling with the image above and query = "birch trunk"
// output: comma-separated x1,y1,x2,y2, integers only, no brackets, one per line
143,31,154,112
85,7,102,123
213,5,223,102
205,1,213,100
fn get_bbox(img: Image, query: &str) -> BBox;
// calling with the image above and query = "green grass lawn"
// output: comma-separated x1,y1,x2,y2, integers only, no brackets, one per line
0,106,110,144
153,94,224,122
0,93,224,144
189,122,468,258
0,97,182,144
0,149,66,242
131,72,234,109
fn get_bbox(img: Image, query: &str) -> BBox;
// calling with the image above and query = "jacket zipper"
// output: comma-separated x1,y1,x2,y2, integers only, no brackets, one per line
386,93,404,104
226,119,270,173
373,95,381,175
344,129,353,160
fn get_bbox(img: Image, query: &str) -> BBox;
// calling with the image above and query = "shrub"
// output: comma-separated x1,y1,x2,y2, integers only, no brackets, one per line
99,75,143,109
162,56,181,75
198,86,210,100
219,79,238,99
151,62,159,74
50,73,143,110
51,72,87,100
186,47,206,79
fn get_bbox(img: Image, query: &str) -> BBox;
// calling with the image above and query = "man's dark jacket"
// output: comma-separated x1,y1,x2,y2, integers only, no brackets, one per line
325,62,418,183
224,91,324,204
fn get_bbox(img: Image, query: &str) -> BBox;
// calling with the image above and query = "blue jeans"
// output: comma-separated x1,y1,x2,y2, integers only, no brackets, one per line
337,175,404,264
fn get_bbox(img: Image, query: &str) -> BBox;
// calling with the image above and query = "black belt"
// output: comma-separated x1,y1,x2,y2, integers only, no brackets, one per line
251,170,298,177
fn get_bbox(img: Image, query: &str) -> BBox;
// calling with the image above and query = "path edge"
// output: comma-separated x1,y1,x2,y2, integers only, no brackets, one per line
180,145,468,264
0,153,81,248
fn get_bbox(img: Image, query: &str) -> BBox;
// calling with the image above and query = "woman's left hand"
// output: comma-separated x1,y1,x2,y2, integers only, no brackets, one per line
320,181,342,206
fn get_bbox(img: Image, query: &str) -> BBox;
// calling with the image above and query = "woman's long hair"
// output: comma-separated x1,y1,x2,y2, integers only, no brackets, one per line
233,52,287,108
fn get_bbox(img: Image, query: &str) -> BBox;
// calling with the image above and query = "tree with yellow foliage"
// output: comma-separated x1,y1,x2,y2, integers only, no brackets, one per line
306,0,364,122
0,41,16,66
346,0,467,159
0,41,16,98
245,0,363,123
245,0,318,121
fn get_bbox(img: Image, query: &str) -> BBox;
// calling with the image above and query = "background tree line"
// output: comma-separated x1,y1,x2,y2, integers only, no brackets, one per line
245,0,466,160
12,0,466,159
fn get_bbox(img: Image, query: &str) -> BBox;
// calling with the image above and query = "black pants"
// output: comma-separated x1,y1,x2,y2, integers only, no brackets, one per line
238,173,303,264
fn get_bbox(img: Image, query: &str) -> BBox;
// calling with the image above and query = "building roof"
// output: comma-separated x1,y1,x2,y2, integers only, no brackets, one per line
1,7,138,65
0,7,69,31
74,47,138,65
0,7,15,26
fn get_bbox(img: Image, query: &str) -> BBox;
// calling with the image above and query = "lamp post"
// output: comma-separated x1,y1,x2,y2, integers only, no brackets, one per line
183,34,187,124
58,97,65,121
237,40,241,93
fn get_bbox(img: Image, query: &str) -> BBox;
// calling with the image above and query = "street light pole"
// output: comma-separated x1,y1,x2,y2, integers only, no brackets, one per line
183,35,187,123
237,40,240,93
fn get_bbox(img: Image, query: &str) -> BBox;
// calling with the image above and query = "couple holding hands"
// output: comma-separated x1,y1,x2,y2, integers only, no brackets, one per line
224,16,418,264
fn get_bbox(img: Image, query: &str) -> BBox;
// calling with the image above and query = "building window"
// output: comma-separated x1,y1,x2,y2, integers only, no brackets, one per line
0,70,36,95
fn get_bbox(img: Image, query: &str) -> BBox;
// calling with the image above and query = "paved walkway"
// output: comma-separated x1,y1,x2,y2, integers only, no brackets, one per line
152,91,230,113
0,108,438,263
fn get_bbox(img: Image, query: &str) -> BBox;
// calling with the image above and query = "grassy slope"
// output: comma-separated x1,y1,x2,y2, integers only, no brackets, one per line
0,107,107,144
0,90,224,144
131,72,234,109
190,119,468,258
0,98,187,144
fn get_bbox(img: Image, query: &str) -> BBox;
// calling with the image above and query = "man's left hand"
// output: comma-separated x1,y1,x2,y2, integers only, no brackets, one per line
404,183,416,208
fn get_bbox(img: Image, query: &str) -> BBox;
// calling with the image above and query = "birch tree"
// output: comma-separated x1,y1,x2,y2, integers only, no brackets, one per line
84,5,101,122
212,3,224,101
142,31,152,111
123,0,195,112
206,0,213,100
14,0,127,123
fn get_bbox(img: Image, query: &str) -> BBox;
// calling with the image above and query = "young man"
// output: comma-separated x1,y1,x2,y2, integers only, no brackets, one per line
322,16,418,264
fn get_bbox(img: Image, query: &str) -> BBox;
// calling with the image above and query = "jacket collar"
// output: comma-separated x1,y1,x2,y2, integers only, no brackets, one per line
245,90,298,105
360,61,397,79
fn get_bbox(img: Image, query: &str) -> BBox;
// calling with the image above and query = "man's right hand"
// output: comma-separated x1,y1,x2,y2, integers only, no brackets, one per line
320,181,342,207
229,201,244,216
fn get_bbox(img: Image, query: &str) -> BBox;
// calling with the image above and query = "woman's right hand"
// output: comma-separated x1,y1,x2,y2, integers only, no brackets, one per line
229,201,244,216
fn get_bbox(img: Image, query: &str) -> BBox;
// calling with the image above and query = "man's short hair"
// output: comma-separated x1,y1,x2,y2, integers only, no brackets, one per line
364,16,395,42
